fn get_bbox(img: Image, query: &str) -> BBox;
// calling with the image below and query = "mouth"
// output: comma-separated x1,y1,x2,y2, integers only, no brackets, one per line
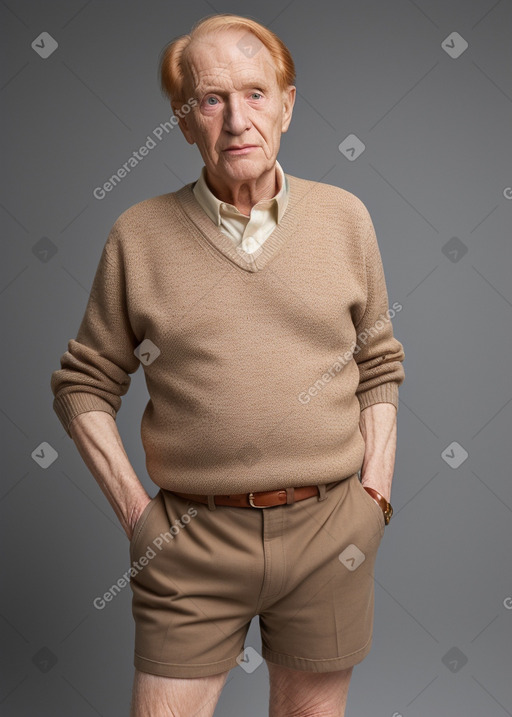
223,145,258,155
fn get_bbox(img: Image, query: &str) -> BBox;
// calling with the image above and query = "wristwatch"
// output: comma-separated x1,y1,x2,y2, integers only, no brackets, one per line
362,486,393,525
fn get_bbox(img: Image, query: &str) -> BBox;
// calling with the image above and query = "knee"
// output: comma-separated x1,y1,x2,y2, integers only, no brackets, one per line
270,705,344,717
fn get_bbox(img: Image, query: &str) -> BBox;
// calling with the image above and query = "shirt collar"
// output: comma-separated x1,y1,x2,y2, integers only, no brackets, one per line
192,160,289,226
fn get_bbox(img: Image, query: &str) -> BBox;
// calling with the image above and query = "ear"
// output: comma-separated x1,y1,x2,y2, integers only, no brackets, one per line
171,102,196,145
281,85,296,134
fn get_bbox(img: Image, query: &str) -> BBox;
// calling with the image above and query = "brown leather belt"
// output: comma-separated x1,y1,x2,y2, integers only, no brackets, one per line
170,480,342,508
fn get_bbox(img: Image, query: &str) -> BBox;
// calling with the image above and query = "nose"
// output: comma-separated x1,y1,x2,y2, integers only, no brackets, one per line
223,94,251,136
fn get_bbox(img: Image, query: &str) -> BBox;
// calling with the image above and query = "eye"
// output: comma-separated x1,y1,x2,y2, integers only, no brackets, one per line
206,96,219,106
250,92,262,100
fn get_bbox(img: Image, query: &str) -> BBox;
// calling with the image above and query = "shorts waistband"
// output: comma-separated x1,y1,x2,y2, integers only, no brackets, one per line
169,477,349,511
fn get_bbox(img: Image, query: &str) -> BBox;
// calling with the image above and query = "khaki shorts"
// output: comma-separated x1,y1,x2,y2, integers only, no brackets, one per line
129,471,385,678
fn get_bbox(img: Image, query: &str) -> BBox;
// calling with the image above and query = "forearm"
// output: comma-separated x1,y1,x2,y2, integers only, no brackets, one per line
68,410,151,539
358,401,398,503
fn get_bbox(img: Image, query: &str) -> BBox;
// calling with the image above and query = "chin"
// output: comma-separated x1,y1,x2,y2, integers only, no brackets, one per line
222,159,268,179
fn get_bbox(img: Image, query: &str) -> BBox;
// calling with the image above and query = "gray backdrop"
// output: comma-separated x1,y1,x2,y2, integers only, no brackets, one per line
2,0,511,715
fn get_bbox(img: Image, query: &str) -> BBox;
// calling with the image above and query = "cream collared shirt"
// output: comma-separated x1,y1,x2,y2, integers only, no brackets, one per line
192,160,289,254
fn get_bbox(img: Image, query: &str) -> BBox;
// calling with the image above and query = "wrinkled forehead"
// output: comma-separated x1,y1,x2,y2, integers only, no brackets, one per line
183,30,279,95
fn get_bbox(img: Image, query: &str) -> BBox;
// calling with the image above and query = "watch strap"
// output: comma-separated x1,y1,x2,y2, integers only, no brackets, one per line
362,486,393,525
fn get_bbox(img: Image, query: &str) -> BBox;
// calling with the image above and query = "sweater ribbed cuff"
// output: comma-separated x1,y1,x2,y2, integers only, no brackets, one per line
357,383,399,412
53,392,117,437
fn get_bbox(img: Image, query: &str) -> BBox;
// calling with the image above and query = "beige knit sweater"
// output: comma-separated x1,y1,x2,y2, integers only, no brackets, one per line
51,172,405,494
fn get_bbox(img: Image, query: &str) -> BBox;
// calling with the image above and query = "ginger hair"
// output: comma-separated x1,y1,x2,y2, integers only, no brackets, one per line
158,13,296,108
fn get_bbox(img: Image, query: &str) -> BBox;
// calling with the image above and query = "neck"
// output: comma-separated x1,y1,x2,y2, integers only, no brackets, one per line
204,165,279,216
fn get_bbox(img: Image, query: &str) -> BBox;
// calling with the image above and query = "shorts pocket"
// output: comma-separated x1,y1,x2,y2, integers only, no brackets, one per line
130,493,160,552
354,477,386,537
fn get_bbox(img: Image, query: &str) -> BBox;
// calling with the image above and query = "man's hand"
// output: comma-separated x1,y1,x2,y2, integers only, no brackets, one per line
127,495,154,541
358,402,398,504
68,411,153,541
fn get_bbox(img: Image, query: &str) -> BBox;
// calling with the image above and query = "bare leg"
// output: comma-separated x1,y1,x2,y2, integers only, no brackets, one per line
268,662,354,717
130,668,230,717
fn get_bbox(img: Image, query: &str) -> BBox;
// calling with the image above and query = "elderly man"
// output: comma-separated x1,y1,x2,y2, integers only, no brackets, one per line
51,13,405,717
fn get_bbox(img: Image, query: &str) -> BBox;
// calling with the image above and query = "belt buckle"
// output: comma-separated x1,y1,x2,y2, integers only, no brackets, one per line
248,491,271,508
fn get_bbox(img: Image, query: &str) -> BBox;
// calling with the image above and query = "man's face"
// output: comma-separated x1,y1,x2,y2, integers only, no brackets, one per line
174,29,295,188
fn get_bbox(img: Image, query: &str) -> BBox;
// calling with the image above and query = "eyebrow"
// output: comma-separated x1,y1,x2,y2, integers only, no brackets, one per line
196,81,269,96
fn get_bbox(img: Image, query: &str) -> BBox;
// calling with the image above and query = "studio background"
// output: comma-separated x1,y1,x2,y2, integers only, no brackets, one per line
1,0,511,715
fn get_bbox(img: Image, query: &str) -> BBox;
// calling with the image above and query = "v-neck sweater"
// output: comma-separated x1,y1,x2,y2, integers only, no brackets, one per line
192,160,288,254
51,172,405,494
